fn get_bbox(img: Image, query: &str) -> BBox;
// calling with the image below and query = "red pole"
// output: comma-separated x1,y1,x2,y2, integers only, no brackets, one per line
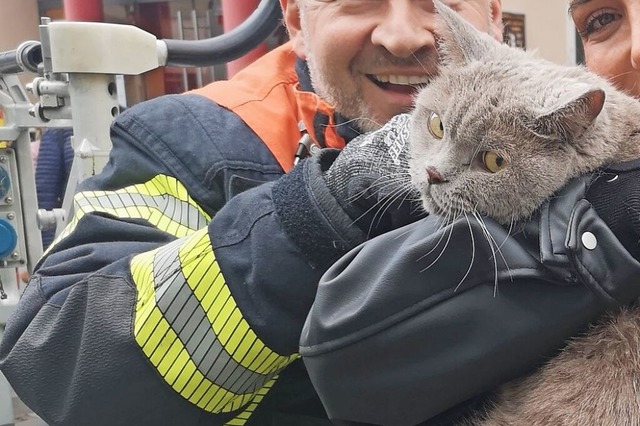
220,0,268,78
63,0,104,22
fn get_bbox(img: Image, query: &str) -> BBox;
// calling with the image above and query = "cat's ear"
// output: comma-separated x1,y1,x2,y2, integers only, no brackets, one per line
433,0,499,65
532,88,606,141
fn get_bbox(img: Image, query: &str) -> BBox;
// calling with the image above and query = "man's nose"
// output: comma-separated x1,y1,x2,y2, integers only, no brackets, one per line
370,1,437,58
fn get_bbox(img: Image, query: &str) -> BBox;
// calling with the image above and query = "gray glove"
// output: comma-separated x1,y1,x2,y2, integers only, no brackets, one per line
323,114,425,236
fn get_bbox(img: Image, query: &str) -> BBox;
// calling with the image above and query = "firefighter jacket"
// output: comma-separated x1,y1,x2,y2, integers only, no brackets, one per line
2,38,640,426
0,43,362,426
300,167,640,425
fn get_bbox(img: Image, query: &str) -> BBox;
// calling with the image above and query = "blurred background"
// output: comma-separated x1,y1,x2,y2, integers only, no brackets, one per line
0,0,581,109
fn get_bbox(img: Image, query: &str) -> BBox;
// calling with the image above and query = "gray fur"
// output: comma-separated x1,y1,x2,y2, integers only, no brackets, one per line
410,1,640,225
408,2,640,425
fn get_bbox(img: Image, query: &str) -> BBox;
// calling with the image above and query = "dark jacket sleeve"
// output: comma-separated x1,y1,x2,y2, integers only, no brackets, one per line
0,94,364,426
300,174,640,426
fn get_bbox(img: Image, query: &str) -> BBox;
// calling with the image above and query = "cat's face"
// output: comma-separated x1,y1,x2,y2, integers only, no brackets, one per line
409,75,573,224
408,1,608,225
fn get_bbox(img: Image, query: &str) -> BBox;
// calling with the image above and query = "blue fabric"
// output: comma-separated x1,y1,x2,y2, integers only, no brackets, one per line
35,128,74,248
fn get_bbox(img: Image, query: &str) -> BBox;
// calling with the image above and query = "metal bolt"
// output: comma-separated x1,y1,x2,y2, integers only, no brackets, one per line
581,232,597,250
0,156,6,163
6,213,14,220
10,252,19,259
4,197,12,204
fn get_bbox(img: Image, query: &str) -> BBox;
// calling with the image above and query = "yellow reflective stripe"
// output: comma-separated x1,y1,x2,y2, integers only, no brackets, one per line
131,228,297,416
223,377,277,426
179,230,291,374
47,174,210,252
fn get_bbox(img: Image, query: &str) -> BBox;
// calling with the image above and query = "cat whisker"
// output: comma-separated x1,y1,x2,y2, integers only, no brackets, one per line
469,141,484,170
416,217,451,261
368,185,413,231
344,174,410,205
322,116,383,133
410,51,437,80
345,179,421,238
393,225,417,241
356,117,384,131
355,179,415,207
453,212,476,293
472,211,500,296
609,69,634,82
492,218,515,262
507,216,516,235
420,219,455,272
427,207,455,235
477,212,514,291
497,219,515,283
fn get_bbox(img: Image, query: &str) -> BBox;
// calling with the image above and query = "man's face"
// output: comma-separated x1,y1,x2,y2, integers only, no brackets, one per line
285,0,502,131
571,0,640,98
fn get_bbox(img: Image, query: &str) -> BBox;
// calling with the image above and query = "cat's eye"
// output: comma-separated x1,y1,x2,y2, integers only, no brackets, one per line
428,112,444,139
482,151,507,173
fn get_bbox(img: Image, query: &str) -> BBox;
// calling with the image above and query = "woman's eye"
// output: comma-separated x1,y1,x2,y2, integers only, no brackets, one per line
482,151,507,173
578,10,622,38
428,112,444,139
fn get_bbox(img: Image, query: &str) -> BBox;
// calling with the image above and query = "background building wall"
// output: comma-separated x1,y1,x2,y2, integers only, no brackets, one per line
0,0,583,101
0,0,40,52
502,0,577,65
2,1,581,67
0,0,40,88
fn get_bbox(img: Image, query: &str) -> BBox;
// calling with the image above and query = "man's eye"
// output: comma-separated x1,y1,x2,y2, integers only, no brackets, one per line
579,10,621,38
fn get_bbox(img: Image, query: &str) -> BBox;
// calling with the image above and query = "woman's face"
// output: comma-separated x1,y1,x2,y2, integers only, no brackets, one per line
571,0,640,98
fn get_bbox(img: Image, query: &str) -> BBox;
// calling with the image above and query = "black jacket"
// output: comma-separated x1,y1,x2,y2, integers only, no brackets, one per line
301,162,640,426
2,39,639,425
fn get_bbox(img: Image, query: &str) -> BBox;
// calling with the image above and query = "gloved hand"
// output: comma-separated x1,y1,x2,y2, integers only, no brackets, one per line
323,114,426,236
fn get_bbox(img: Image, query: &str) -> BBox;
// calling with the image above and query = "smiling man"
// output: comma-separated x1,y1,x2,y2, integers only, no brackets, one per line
0,1,506,426
289,0,503,130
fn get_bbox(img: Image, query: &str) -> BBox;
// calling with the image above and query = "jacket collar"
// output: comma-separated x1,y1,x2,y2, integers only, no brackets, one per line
295,58,362,144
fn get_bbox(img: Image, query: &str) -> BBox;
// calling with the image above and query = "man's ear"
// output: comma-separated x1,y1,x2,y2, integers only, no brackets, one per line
489,0,504,42
281,0,307,59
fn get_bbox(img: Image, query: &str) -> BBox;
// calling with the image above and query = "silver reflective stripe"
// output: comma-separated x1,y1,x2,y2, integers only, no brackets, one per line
126,178,296,419
76,191,208,230
151,239,276,395
49,175,210,253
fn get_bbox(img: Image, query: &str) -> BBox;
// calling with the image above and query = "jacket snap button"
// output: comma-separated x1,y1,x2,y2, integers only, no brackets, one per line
581,232,597,250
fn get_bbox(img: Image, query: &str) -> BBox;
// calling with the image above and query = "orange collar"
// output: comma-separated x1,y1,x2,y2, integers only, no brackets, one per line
190,42,348,172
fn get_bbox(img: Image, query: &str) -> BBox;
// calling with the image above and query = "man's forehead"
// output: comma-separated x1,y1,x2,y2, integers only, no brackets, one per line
301,0,493,14
306,0,481,4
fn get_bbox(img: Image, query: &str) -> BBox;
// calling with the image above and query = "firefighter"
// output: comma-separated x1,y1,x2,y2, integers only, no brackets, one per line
0,2,501,424
4,0,635,425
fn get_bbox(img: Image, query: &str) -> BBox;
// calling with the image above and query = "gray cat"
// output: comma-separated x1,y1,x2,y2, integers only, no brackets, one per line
408,2,640,425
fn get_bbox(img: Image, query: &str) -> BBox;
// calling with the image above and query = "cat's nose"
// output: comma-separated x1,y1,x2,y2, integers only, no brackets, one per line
426,166,448,184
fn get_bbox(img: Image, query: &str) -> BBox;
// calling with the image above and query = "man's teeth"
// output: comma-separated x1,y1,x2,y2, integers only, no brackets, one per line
373,75,430,85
